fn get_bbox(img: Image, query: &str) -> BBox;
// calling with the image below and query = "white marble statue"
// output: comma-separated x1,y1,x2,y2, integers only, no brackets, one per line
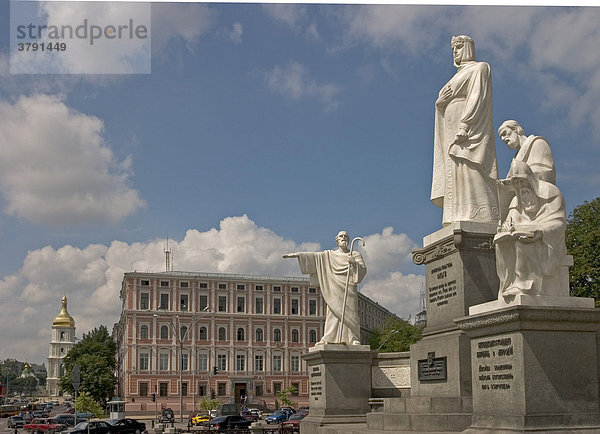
283,231,366,345
494,161,567,298
431,35,499,226
498,120,556,184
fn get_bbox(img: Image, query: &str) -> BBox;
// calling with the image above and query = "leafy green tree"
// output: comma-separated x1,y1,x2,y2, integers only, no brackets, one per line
75,392,104,418
199,397,221,412
370,318,423,352
59,325,116,404
276,385,297,408
566,198,600,305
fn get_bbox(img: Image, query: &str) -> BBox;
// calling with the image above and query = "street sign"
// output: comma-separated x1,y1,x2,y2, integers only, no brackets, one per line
72,364,80,391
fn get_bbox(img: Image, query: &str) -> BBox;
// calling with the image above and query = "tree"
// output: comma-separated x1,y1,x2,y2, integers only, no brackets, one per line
199,397,221,412
75,392,104,418
370,318,423,353
566,198,600,305
276,385,297,408
59,325,116,404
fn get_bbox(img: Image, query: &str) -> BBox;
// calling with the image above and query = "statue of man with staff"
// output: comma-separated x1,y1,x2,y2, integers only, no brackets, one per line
283,231,367,346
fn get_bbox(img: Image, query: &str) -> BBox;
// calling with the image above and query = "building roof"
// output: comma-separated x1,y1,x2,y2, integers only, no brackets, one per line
53,295,75,328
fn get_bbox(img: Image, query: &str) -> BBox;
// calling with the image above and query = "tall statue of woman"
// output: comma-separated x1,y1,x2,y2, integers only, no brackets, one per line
430,35,499,226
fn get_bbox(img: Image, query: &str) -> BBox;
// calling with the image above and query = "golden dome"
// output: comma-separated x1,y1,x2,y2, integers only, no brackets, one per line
53,296,75,328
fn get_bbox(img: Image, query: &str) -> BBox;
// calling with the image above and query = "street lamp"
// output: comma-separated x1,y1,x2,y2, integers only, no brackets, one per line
154,305,210,423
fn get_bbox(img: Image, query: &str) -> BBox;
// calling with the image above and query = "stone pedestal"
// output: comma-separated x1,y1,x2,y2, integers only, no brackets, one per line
300,345,374,434
401,222,499,431
456,306,600,433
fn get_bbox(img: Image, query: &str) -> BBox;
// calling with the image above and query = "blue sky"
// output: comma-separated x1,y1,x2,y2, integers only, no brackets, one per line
0,2,599,364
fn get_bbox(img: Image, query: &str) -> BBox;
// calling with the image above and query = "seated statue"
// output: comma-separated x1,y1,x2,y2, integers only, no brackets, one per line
498,119,556,184
494,161,567,298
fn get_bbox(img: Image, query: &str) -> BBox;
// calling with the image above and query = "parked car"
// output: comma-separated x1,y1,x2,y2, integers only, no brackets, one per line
283,413,306,427
51,414,86,427
23,417,66,434
158,408,174,424
247,408,262,419
239,410,257,422
107,418,147,434
61,421,113,434
189,413,210,426
219,403,238,416
265,410,289,424
296,406,309,415
203,415,251,430
8,415,25,428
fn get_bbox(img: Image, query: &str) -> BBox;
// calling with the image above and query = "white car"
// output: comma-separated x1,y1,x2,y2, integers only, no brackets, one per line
247,408,262,419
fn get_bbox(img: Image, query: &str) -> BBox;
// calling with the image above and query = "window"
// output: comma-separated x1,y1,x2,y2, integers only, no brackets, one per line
309,300,317,315
159,382,168,397
291,382,299,396
161,281,169,287
218,296,227,312
273,382,282,395
139,353,149,370
180,282,189,288
237,297,245,313
309,330,317,343
255,328,263,342
140,293,149,310
200,282,208,289
182,382,188,397
255,383,264,397
273,298,281,314
140,325,149,339
180,326,188,340
159,353,169,371
291,299,299,315
141,280,149,286
236,355,245,371
199,295,208,310
291,329,299,343
291,356,299,372
237,328,245,341
273,328,281,342
309,287,317,293
237,284,245,290
273,355,282,371
218,283,227,290
160,325,169,340
217,382,226,396
291,287,299,292
198,383,207,396
255,355,263,371
180,294,188,311
217,354,227,371
198,353,208,371
139,382,149,397
60,331,65,340
255,298,263,314
160,293,169,309
181,353,189,371
273,286,281,292
218,327,227,341
199,326,207,340
255,285,263,291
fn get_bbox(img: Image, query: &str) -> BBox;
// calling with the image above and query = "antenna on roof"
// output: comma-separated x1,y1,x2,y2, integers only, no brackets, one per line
164,235,173,272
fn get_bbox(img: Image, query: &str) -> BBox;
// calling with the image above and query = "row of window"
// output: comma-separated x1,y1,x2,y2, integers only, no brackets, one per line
140,324,318,343
139,279,316,293
137,353,302,373
140,293,318,315
137,380,300,398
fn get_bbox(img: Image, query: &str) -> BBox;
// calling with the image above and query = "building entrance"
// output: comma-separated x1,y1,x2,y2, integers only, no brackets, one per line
234,383,247,404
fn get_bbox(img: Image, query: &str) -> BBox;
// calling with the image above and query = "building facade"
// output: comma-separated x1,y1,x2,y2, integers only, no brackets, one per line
47,296,76,396
113,271,397,413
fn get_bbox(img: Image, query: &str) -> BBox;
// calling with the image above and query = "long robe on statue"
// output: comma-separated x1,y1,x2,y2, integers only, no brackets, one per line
431,60,499,226
296,249,366,345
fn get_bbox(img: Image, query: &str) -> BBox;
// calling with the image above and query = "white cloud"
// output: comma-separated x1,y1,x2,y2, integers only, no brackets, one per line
0,94,145,225
264,62,342,112
262,4,307,29
0,215,421,363
152,3,213,53
228,22,243,45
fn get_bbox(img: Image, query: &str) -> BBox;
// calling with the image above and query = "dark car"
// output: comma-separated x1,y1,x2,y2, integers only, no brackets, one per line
204,415,251,430
265,410,288,424
108,418,147,434
8,416,25,428
283,413,306,427
51,414,86,427
239,410,257,422
158,408,174,423
62,421,113,434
